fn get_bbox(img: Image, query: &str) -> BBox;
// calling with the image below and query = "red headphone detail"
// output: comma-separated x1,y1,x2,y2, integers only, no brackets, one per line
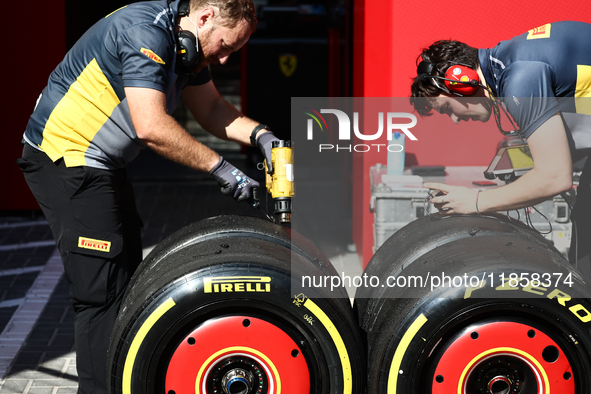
443,64,480,96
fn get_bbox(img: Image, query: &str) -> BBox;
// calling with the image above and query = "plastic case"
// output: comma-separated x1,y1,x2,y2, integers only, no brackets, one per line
369,164,574,258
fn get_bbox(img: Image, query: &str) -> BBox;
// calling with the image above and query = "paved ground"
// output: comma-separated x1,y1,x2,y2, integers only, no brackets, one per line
0,94,359,393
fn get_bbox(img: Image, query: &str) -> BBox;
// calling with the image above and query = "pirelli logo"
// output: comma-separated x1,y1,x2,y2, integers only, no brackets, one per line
141,48,166,64
204,276,272,293
78,237,111,253
527,23,551,40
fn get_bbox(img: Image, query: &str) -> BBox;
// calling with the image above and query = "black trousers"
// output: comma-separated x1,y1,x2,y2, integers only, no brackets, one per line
18,144,142,394
571,157,591,281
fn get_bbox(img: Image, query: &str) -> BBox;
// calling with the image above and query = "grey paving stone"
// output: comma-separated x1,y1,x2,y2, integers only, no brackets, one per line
0,272,40,302
64,367,76,377
0,378,30,393
36,359,66,373
0,308,18,334
45,336,73,352
30,379,77,388
26,387,55,394
55,388,77,394
24,329,53,343
10,352,44,368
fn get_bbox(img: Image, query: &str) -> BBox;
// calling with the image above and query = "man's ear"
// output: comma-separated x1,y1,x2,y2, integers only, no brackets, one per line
196,7,215,27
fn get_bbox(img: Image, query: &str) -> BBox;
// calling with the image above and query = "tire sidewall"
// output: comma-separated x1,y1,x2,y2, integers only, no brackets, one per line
378,291,591,394
111,264,358,394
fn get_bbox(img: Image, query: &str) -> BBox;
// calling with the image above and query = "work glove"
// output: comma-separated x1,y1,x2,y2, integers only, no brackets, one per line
209,157,260,206
255,132,280,174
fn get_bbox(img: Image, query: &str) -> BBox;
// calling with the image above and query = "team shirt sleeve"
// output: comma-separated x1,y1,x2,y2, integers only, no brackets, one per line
118,23,175,91
498,61,561,138
118,22,211,89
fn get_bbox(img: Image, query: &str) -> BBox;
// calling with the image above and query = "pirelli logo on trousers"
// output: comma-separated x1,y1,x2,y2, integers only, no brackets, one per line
204,276,272,293
78,237,111,253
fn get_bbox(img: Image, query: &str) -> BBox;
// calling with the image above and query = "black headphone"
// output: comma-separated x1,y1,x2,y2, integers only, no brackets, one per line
176,0,202,72
417,61,482,96
418,60,524,138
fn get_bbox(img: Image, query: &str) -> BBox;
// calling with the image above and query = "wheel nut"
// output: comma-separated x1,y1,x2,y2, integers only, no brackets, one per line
487,375,512,394
221,368,255,394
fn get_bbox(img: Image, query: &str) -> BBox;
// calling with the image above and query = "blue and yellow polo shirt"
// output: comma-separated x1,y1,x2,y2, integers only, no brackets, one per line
24,0,210,169
479,21,591,152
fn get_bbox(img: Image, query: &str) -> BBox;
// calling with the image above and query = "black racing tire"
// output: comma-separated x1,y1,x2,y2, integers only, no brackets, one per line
108,215,365,394
355,214,591,394
355,213,566,327
125,215,344,300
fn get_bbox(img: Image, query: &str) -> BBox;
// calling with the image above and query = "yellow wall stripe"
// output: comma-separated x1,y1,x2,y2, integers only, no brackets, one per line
40,58,120,167
387,313,428,393
575,64,591,115
304,299,353,394
122,297,176,394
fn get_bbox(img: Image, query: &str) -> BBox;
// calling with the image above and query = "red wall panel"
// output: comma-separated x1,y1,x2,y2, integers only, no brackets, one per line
353,0,591,266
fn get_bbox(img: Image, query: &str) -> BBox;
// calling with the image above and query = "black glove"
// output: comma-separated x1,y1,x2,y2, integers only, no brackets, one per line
209,157,260,205
255,132,280,174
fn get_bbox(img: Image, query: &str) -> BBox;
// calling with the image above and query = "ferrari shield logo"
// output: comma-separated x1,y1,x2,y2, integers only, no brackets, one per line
280,54,297,77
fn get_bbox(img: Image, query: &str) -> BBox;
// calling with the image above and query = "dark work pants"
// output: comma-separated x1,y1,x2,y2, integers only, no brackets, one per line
18,144,142,394
570,157,591,282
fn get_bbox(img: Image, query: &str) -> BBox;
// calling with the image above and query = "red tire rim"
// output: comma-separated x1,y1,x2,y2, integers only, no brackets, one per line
431,320,574,394
165,315,310,394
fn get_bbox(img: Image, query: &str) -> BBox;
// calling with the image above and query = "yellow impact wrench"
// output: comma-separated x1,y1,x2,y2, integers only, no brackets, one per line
265,140,294,223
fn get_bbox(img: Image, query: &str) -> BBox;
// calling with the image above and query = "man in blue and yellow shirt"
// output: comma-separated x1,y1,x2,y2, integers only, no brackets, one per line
410,21,591,279
18,0,278,392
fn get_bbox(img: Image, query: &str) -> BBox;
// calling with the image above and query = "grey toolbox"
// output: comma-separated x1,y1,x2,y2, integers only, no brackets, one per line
369,164,574,258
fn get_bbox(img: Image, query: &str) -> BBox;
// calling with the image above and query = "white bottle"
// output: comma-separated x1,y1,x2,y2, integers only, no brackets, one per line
387,131,405,175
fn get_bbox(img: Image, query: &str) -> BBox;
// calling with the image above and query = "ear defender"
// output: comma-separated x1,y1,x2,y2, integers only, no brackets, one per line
417,61,480,96
175,0,201,73
443,64,480,96
177,30,199,69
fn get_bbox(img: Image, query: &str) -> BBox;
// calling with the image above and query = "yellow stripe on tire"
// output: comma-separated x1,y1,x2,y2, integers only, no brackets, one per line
387,313,428,394
122,297,176,394
304,299,352,394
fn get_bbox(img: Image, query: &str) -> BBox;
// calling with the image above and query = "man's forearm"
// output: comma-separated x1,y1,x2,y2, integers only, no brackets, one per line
127,86,221,173
181,84,269,146
479,114,574,213
137,112,221,173
200,98,262,145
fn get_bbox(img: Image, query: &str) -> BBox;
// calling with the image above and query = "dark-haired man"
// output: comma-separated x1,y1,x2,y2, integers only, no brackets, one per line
410,21,591,275
17,0,278,392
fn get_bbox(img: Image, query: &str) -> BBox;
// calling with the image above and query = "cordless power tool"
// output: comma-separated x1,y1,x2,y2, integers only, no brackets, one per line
265,140,294,223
